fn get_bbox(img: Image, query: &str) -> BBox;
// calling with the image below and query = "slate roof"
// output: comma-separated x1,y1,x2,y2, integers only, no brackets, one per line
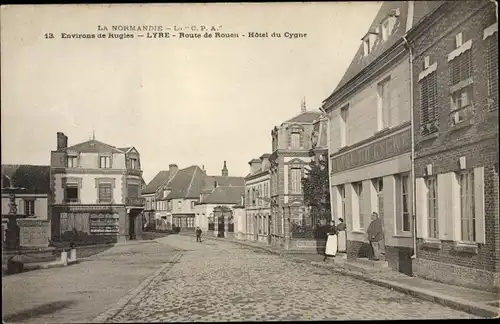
202,186,245,205
142,170,170,194
284,111,321,123
62,139,124,154
1,165,51,195
211,176,245,187
332,1,443,94
166,165,206,200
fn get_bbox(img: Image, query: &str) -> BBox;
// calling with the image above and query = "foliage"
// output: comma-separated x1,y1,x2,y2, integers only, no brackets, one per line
302,153,331,221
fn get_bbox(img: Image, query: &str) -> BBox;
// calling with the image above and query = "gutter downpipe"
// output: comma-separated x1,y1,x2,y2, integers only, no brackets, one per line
319,106,333,224
402,34,417,260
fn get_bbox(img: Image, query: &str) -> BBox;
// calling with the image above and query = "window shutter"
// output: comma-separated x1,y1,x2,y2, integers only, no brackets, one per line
415,178,428,239
474,167,485,244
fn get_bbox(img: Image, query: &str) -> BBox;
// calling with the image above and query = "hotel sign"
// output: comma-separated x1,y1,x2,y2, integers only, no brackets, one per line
331,129,411,173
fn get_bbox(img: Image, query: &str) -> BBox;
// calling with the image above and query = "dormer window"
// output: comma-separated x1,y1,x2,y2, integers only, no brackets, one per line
66,155,78,168
99,155,112,168
363,38,371,56
130,158,138,170
362,28,378,56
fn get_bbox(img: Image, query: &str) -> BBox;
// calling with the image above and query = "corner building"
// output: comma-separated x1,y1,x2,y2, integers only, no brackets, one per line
407,0,499,292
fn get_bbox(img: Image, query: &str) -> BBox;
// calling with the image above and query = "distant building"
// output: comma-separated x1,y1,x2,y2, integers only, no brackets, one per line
407,0,498,292
50,132,145,243
244,154,271,243
1,165,51,247
309,113,329,164
269,100,321,248
141,170,170,230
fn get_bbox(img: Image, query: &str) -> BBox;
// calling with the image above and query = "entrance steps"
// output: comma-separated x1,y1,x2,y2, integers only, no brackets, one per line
342,257,389,274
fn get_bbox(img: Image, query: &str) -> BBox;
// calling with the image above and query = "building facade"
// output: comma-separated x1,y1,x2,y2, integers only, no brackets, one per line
141,170,170,230
269,103,321,248
244,154,271,243
50,132,145,243
1,165,51,247
323,1,439,274
407,0,499,291
154,161,244,232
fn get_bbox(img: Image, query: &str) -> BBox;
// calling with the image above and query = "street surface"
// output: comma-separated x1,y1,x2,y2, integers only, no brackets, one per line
109,235,477,321
2,240,180,323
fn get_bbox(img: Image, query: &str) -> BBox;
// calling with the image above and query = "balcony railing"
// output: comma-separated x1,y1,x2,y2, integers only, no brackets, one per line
126,197,145,207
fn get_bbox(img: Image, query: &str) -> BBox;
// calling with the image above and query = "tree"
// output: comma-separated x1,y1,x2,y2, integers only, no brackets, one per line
302,153,331,224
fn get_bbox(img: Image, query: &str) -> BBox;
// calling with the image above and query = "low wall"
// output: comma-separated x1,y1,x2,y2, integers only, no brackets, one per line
18,219,51,248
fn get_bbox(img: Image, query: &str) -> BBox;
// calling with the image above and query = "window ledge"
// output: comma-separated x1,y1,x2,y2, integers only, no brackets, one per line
351,230,365,234
452,241,479,255
421,239,442,250
420,132,439,142
449,77,473,94
449,118,473,132
394,233,412,238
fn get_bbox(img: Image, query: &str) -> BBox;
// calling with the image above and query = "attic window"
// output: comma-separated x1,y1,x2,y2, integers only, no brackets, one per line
363,38,371,56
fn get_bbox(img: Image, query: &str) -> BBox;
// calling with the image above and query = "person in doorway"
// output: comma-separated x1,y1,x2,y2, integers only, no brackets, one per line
336,218,347,253
324,220,338,261
196,227,202,242
367,212,383,261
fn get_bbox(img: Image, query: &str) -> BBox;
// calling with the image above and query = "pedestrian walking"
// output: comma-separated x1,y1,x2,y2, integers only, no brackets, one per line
196,227,202,242
324,220,338,262
367,212,383,261
336,218,347,253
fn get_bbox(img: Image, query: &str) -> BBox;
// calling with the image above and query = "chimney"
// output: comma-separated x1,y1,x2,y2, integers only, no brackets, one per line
57,132,68,150
169,164,178,180
202,165,206,174
248,158,262,174
221,161,228,177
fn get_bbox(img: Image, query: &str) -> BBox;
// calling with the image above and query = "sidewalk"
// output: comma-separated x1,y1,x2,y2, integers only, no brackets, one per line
182,233,499,318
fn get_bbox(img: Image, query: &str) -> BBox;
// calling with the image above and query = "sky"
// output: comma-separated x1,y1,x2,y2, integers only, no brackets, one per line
1,2,382,183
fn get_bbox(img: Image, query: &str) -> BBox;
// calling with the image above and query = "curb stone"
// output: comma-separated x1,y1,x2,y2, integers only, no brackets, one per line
91,250,184,323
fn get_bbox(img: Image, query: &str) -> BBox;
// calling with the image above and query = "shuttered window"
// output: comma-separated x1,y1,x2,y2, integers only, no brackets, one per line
291,169,302,194
488,36,498,111
449,50,472,85
426,177,438,239
459,170,475,242
420,72,439,135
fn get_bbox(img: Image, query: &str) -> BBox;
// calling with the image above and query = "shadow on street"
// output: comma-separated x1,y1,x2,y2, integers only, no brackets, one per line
2,300,78,323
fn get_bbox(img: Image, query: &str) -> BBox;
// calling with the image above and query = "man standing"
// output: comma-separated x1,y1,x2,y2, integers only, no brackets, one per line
367,212,383,261
196,227,202,243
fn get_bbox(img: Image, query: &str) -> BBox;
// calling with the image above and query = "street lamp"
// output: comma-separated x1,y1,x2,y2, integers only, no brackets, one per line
2,175,26,250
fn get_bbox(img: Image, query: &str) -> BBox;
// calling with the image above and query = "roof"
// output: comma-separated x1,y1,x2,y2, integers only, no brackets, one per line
1,165,51,195
331,1,442,95
142,170,170,194
248,158,261,164
62,139,124,154
260,153,271,159
211,176,245,187
117,147,132,153
284,111,321,123
166,165,206,200
202,186,245,205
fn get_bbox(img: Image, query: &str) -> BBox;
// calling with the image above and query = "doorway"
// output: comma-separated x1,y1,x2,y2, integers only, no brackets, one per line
129,213,136,240
374,178,386,256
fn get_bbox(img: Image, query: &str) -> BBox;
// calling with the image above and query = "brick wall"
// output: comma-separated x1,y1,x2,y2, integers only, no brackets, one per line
412,1,499,274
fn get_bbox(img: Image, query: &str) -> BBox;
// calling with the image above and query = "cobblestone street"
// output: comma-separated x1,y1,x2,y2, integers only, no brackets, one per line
108,236,478,322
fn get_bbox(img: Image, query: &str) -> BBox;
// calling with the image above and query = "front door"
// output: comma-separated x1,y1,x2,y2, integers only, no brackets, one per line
375,178,386,256
217,216,225,238
129,213,136,240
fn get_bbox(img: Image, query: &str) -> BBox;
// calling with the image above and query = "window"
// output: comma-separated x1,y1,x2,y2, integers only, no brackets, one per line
338,185,346,220
381,19,390,41
65,186,79,203
291,133,300,149
340,105,349,147
187,217,195,228
487,34,498,111
127,184,139,198
449,50,472,86
377,78,391,130
24,199,35,216
363,38,371,56
99,183,113,203
291,169,302,194
400,175,411,232
247,189,251,206
177,201,182,209
426,177,438,239
130,158,138,170
191,201,195,209
99,156,111,168
420,72,439,135
450,86,474,125
353,182,363,229
459,170,475,242
66,156,77,168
